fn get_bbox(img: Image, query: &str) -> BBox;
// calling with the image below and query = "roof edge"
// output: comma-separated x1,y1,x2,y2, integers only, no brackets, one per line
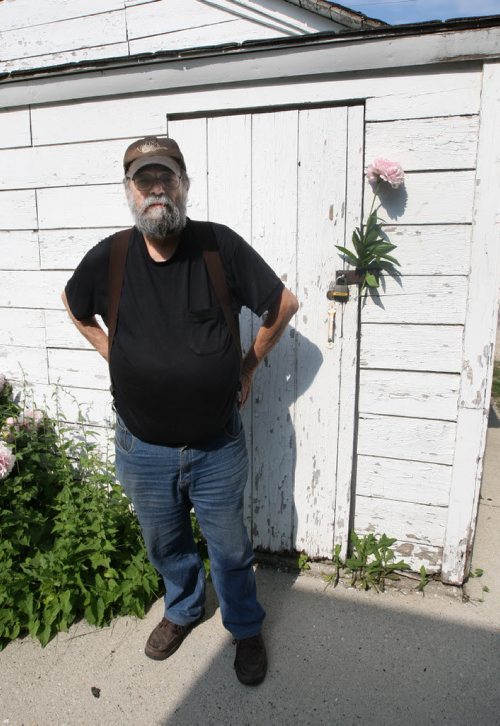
282,0,387,28
1,14,499,85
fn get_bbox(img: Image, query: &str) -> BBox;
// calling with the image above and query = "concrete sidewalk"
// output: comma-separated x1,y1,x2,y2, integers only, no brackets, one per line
0,565,498,726
1,419,499,725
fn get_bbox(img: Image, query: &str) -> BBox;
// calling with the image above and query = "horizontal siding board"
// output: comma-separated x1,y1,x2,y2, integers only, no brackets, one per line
48,349,110,390
40,228,122,270
391,542,442,573
358,414,456,465
356,455,451,507
32,98,167,146
37,186,131,229
129,19,282,55
375,225,470,275
355,495,447,547
0,231,40,270
0,140,124,191
366,171,475,224
360,324,463,372
0,271,68,309
0,12,127,62
45,310,94,350
126,0,234,40
0,191,37,230
360,276,468,325
30,71,481,147
0,345,48,385
0,0,124,32
365,116,479,171
359,370,460,420
28,383,113,427
365,70,480,120
0,109,31,149
0,309,46,347
1,43,129,73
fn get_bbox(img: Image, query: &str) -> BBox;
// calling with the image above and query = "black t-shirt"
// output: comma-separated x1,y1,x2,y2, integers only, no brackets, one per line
65,220,284,445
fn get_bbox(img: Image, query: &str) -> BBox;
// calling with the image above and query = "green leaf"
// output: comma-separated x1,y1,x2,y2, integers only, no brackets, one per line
365,227,383,245
37,621,52,648
379,254,400,266
352,228,363,256
335,246,359,265
84,604,96,625
371,243,397,255
364,272,379,288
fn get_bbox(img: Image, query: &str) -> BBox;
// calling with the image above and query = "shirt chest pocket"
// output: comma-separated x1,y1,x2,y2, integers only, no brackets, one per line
188,307,230,355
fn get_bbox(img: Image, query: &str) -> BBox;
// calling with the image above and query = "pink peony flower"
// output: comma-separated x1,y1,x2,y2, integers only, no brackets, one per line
2,416,19,443
22,409,44,429
0,441,16,480
366,158,404,189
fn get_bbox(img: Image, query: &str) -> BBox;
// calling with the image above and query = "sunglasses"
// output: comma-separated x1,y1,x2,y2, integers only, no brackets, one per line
129,171,181,192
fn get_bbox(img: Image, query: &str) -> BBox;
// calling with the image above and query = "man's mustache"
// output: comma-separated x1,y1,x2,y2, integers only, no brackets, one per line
139,194,173,213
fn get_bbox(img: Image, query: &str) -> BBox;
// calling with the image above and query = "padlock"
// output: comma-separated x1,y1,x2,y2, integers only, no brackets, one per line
326,274,349,302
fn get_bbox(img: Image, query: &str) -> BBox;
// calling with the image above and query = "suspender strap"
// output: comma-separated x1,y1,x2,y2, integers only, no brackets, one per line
186,220,242,363
201,247,242,362
107,228,132,359
106,223,242,362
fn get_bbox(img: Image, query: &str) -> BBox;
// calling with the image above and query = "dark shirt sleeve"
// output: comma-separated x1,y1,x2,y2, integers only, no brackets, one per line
213,223,285,317
64,238,111,322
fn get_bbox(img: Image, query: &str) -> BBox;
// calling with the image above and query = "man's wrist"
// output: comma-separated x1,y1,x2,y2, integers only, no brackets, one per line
241,350,258,378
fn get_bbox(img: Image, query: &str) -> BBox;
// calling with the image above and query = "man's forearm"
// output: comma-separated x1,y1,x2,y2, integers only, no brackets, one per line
242,287,299,377
61,290,109,361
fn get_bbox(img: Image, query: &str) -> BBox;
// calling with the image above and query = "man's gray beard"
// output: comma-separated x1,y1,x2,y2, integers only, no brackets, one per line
126,189,187,240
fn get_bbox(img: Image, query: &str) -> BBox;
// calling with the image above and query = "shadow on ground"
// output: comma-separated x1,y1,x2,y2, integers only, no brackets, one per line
161,569,500,726
2,566,498,726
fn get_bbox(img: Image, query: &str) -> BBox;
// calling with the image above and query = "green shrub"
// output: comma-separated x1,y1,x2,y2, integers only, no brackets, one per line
0,376,162,649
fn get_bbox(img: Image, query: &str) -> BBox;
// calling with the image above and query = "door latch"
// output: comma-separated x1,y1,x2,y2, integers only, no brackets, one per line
327,274,349,302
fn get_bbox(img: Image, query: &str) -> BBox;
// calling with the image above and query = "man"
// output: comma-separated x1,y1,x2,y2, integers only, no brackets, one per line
62,136,298,686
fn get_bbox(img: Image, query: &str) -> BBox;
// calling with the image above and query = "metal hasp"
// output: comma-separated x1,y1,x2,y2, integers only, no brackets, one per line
327,273,349,302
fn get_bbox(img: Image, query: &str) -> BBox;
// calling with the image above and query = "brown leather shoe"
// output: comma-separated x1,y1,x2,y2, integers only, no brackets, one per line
233,633,268,685
145,616,200,661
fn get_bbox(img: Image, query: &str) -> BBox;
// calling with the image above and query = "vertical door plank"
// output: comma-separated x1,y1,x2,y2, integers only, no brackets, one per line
168,117,208,220
250,110,298,551
334,104,364,559
207,114,252,235
294,106,348,557
206,114,254,530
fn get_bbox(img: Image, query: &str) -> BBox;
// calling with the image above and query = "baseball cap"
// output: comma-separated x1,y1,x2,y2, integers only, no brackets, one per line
123,136,186,178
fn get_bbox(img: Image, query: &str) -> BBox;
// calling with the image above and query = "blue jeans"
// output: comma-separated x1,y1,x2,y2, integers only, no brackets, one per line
114,407,265,639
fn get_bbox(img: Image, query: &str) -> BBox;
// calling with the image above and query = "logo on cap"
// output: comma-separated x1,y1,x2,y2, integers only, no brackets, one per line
138,141,160,154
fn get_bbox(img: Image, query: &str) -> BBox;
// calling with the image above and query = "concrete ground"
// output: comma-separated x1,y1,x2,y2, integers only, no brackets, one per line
1,417,499,725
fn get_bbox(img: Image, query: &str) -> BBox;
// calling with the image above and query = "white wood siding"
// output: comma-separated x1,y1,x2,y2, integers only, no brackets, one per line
0,0,340,74
353,80,482,575
441,62,500,584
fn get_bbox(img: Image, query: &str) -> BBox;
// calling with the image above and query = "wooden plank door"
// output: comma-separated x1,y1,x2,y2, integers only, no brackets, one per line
169,105,363,558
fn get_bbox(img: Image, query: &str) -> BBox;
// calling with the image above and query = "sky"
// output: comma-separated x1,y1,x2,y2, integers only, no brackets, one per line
338,0,500,24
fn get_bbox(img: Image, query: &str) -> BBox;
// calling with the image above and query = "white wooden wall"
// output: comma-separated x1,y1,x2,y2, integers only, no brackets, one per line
0,0,342,73
354,112,479,573
0,54,497,582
